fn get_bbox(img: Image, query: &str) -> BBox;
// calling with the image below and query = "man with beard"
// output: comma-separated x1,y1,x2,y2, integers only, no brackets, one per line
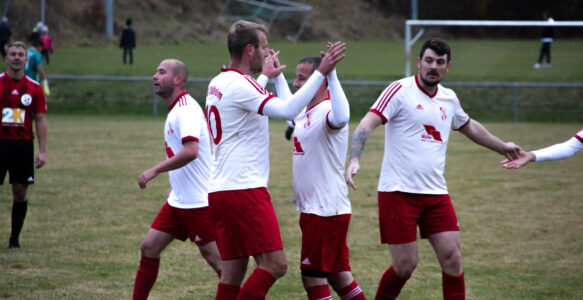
345,38,521,300
206,20,345,299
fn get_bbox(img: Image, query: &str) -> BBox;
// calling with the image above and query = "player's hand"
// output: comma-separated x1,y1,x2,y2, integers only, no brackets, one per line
262,49,286,78
501,149,535,169
500,141,522,161
284,125,294,140
345,158,360,190
317,41,346,75
138,168,158,189
35,151,46,168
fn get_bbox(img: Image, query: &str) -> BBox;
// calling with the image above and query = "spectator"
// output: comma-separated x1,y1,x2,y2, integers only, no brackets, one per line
120,18,136,65
0,17,11,58
39,26,53,65
534,11,554,69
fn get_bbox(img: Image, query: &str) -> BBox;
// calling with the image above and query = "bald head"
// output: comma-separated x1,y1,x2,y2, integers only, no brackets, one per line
162,59,189,89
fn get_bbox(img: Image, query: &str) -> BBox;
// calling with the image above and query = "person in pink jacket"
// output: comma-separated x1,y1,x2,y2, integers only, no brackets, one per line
39,26,53,65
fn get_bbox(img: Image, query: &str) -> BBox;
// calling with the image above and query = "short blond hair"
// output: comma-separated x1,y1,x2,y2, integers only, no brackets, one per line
227,20,267,59
7,41,27,53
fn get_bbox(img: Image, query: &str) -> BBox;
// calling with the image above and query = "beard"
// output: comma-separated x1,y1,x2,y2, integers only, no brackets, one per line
420,72,441,87
250,52,264,74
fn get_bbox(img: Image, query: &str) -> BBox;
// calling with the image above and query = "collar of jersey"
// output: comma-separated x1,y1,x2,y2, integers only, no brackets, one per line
415,74,438,98
168,91,189,112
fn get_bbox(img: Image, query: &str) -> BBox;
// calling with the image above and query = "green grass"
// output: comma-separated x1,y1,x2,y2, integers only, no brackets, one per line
42,39,583,121
47,39,583,82
1,116,582,299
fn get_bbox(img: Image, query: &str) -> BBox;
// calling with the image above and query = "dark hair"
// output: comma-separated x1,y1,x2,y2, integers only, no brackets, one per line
32,38,43,48
227,20,267,59
298,56,321,73
419,38,451,62
126,18,132,26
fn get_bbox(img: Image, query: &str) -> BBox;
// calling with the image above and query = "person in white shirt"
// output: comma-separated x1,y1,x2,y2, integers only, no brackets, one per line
273,55,366,299
206,20,346,300
501,128,583,168
345,38,522,300
132,59,221,300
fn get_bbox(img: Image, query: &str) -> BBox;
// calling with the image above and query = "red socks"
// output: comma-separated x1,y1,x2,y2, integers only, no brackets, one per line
132,256,160,300
337,280,366,300
442,271,465,300
216,282,241,300
236,268,276,300
375,266,409,300
307,284,332,300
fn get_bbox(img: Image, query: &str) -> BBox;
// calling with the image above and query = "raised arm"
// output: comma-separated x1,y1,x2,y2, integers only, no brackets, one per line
261,42,346,120
345,112,383,190
459,119,521,160
138,140,198,189
326,68,350,128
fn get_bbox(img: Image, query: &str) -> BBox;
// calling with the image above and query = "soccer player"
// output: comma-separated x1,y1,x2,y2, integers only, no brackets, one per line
284,55,366,299
132,59,221,299
206,20,345,300
345,38,521,299
24,38,49,95
1,41,48,249
501,128,583,168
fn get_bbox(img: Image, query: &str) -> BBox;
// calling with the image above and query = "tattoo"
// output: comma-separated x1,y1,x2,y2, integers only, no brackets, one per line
350,126,371,160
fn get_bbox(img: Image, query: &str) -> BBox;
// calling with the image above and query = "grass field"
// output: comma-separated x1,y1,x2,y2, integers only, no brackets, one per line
1,116,582,299
42,39,583,122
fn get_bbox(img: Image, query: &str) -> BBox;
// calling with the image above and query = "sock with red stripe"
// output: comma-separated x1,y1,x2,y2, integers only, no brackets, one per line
375,266,409,300
132,256,160,300
442,271,465,300
216,282,240,300
307,284,332,300
236,268,276,300
336,280,366,300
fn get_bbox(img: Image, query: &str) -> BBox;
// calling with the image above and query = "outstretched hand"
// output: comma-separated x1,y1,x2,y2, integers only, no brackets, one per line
262,48,286,78
317,41,346,75
501,149,535,169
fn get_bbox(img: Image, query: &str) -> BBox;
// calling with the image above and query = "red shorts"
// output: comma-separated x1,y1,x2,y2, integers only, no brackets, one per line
151,202,215,245
209,187,283,260
299,213,351,274
378,191,459,244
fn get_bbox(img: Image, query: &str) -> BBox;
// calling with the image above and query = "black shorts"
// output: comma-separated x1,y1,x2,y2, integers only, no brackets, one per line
0,139,34,185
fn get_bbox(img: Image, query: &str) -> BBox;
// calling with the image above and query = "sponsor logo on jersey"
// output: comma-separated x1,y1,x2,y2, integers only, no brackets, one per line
293,137,305,155
301,257,311,265
2,107,25,125
421,124,444,144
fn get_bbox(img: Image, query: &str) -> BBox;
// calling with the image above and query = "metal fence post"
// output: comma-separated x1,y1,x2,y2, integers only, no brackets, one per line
153,86,157,116
513,82,519,123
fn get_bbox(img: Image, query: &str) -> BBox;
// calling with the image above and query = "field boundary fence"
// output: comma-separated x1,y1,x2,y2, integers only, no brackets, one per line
47,74,583,122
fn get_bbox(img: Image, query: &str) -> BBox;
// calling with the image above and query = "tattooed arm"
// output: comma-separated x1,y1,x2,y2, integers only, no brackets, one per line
345,112,383,190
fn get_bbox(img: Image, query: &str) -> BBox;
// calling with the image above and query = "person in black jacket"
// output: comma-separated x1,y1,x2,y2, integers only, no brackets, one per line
0,17,12,58
534,11,554,69
120,18,136,65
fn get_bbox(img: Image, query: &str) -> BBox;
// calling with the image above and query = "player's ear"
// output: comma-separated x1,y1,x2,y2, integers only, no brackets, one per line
174,74,183,86
244,43,255,57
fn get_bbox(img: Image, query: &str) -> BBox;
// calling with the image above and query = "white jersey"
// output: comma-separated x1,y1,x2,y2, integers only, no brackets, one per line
205,68,275,192
293,99,351,216
370,75,470,194
164,92,212,209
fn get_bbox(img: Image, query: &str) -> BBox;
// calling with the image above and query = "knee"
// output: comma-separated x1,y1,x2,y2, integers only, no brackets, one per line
441,249,462,273
139,240,159,258
393,257,417,278
267,261,287,279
